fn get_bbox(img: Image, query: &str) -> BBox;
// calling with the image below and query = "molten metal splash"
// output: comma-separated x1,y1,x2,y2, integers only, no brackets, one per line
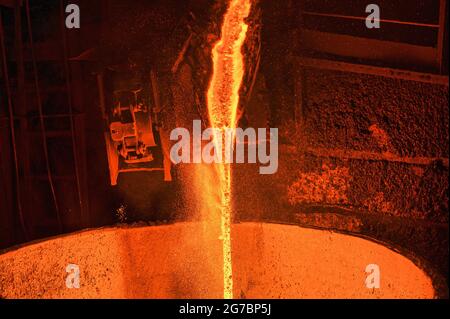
207,0,252,299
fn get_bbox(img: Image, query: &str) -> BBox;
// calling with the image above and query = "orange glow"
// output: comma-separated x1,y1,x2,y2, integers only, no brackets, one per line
0,223,435,299
206,0,252,299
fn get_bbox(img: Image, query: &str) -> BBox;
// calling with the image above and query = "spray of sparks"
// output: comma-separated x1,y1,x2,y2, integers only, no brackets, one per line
206,0,252,299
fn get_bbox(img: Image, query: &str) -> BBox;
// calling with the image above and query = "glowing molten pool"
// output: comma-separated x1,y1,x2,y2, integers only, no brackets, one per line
0,223,435,299
206,0,252,299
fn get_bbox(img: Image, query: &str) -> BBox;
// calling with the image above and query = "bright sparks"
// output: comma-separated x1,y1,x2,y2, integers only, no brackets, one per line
206,0,252,299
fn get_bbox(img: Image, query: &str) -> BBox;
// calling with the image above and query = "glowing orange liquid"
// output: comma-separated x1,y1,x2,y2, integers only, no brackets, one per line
206,0,252,299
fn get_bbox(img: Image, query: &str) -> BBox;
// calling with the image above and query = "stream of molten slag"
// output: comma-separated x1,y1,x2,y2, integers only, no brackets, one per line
206,0,252,299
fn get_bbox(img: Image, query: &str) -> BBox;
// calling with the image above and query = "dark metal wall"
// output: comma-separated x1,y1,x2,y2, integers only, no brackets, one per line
0,0,108,247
